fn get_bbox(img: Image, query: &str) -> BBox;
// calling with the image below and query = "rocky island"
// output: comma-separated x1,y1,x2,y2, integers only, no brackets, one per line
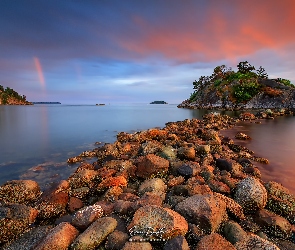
178,61,295,110
150,101,168,104
0,85,32,105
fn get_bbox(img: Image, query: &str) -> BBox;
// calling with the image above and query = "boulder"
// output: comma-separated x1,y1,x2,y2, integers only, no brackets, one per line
140,140,163,155
72,204,104,230
127,205,188,241
70,217,117,250
105,230,129,250
163,235,190,250
34,222,78,250
175,194,227,234
136,154,169,178
255,209,293,239
2,225,53,250
0,204,38,244
223,220,248,245
177,147,196,160
235,233,280,250
0,180,41,204
68,169,98,189
122,241,153,250
177,162,200,178
138,178,167,200
195,233,236,250
234,177,267,213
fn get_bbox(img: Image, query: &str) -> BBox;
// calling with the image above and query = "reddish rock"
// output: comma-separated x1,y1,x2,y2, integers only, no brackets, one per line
114,200,136,215
95,200,115,215
97,176,128,190
207,179,231,194
135,192,164,207
68,197,84,212
118,193,139,202
68,169,98,189
235,233,280,250
104,186,124,201
255,209,293,238
72,204,104,230
177,147,196,160
0,180,41,204
175,194,227,234
0,204,38,244
168,176,185,187
187,184,212,196
34,222,79,250
122,241,153,250
37,191,69,220
105,230,129,250
136,154,169,179
127,205,188,241
196,233,236,250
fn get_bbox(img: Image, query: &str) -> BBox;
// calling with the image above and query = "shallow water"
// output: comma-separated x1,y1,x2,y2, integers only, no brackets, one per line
0,104,294,193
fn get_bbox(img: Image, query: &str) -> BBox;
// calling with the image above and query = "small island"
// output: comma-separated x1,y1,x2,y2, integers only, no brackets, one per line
0,85,32,105
178,61,295,110
150,101,168,104
32,102,61,104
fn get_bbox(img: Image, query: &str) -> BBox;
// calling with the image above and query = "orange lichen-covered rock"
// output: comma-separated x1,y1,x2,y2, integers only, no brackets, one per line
136,154,169,179
97,176,128,190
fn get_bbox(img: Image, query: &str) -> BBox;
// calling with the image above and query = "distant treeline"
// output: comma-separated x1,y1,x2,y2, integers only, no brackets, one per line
0,85,27,104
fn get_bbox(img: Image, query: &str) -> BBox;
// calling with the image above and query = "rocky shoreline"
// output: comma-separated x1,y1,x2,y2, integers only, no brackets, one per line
1,109,295,249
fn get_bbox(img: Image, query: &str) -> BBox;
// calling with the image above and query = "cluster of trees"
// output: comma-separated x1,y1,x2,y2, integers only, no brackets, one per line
191,61,294,103
0,85,27,104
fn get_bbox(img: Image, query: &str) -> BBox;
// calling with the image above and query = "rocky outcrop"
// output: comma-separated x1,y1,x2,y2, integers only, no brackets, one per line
1,113,295,249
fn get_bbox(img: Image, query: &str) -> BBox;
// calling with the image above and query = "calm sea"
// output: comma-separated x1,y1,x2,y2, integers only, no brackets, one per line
0,104,294,193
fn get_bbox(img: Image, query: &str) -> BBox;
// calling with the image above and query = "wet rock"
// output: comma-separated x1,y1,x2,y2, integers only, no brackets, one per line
158,146,177,160
72,204,104,230
97,176,128,190
37,191,69,220
0,204,38,244
255,209,293,239
163,235,190,250
103,186,123,201
215,158,233,172
167,176,185,187
223,220,248,245
135,192,164,207
138,178,167,200
127,205,188,241
214,193,245,220
68,197,84,212
105,230,129,250
140,140,163,155
177,147,196,160
0,180,41,204
70,187,90,199
235,233,280,250
195,233,236,250
2,225,53,250
234,177,267,213
207,179,231,194
177,162,200,178
235,132,251,140
264,181,295,224
114,200,136,215
68,169,98,189
175,194,227,234
136,154,169,179
122,241,153,250
71,217,117,250
187,184,212,196
35,222,79,250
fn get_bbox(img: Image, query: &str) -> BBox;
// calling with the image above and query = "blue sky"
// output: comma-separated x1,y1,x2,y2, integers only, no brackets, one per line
1,0,295,104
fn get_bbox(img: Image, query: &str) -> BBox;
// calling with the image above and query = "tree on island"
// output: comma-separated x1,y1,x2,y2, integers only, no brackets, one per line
0,85,29,105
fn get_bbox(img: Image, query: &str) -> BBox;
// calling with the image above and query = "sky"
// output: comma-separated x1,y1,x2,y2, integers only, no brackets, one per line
1,0,295,104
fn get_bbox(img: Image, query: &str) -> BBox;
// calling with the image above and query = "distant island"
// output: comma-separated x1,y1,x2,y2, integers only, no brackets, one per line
96,103,105,106
0,85,32,105
32,102,61,104
150,101,168,104
178,61,295,110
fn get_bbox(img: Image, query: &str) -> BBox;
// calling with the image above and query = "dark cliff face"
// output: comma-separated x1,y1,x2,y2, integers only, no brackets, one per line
179,79,295,110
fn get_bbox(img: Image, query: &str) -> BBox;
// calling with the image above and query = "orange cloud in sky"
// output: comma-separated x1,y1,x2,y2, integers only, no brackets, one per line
34,57,46,88
121,0,295,63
